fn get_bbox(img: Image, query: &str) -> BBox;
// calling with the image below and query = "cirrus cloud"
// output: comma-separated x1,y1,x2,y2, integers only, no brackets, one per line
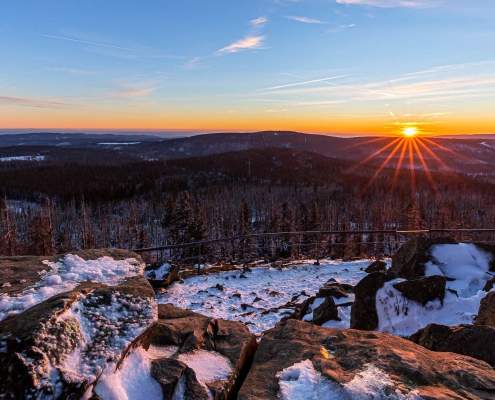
336,0,441,8
217,35,265,54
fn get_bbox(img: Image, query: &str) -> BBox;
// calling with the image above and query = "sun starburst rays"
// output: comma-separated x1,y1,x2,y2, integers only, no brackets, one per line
346,129,454,195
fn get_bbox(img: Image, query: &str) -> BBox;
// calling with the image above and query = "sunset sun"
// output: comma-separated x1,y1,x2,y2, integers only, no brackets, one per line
402,127,418,138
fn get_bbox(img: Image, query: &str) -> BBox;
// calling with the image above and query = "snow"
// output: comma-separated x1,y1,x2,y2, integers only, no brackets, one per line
95,347,163,400
277,359,339,400
98,142,141,145
277,360,423,400
0,155,45,162
177,350,232,393
376,279,488,337
157,259,371,335
322,303,353,329
377,243,494,337
0,254,145,321
425,243,492,296
59,290,157,385
145,263,171,280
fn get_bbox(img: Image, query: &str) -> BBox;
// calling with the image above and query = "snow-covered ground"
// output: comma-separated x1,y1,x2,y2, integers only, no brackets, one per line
377,243,493,336
0,155,45,162
157,259,371,335
0,254,144,321
277,360,422,400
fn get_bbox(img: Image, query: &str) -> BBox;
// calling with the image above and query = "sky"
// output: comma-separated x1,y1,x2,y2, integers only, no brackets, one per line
1,0,494,136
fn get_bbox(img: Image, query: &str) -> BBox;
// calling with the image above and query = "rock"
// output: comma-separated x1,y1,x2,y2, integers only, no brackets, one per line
317,281,353,298
473,243,495,272
151,358,209,400
312,297,338,325
365,259,387,274
389,237,457,279
483,277,495,291
350,272,390,330
393,275,446,306
476,291,495,327
0,276,156,399
145,263,180,289
138,304,257,400
238,319,495,400
0,249,140,297
410,323,495,367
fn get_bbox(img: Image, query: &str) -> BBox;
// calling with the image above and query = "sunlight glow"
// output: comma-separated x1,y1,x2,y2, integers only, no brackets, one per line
402,127,418,138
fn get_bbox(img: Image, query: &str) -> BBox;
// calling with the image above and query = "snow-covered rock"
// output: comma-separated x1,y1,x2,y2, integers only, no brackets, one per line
94,304,257,400
0,276,156,399
238,319,495,400
0,249,145,321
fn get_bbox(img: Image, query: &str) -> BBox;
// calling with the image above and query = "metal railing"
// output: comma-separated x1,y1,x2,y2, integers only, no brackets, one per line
133,228,495,267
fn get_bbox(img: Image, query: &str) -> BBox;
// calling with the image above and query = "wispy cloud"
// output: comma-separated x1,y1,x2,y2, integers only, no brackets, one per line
0,95,71,109
47,66,97,75
286,16,326,24
250,16,268,27
42,33,133,51
259,74,349,91
217,35,265,54
335,0,441,8
184,56,202,70
112,81,160,98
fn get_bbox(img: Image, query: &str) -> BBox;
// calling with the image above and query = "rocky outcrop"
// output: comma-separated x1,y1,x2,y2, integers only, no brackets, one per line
410,323,495,367
99,304,258,400
389,236,457,279
476,291,495,328
238,319,495,400
316,280,353,298
0,276,156,399
393,275,446,306
145,263,180,289
364,259,387,274
350,272,390,330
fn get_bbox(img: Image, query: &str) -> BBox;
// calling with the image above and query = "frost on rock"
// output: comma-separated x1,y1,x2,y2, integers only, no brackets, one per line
0,254,144,321
60,290,157,385
1,279,157,399
376,243,494,336
158,259,370,335
277,360,423,400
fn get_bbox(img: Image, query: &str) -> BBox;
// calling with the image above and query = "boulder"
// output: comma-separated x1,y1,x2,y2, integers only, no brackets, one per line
0,276,156,399
364,259,387,274
317,281,353,298
298,296,339,326
410,323,495,367
238,319,495,400
393,275,446,306
0,248,140,297
114,304,258,400
483,277,495,291
389,237,457,279
476,291,495,328
145,263,180,289
350,272,390,330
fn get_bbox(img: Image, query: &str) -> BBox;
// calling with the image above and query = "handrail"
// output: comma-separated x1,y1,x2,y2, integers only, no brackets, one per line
133,228,495,253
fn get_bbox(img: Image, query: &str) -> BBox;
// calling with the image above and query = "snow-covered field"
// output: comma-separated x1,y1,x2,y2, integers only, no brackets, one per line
0,254,144,321
157,259,371,335
377,243,493,336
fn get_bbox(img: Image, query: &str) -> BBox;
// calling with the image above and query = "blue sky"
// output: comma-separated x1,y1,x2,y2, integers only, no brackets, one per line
1,0,494,135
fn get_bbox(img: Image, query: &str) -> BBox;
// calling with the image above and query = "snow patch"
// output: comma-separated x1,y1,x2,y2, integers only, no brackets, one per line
277,360,422,400
0,254,144,321
95,347,162,400
0,155,45,162
145,263,171,280
376,279,486,337
425,243,492,296
177,350,232,391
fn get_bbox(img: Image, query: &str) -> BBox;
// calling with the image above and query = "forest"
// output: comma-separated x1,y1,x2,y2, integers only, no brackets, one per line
1,147,494,262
